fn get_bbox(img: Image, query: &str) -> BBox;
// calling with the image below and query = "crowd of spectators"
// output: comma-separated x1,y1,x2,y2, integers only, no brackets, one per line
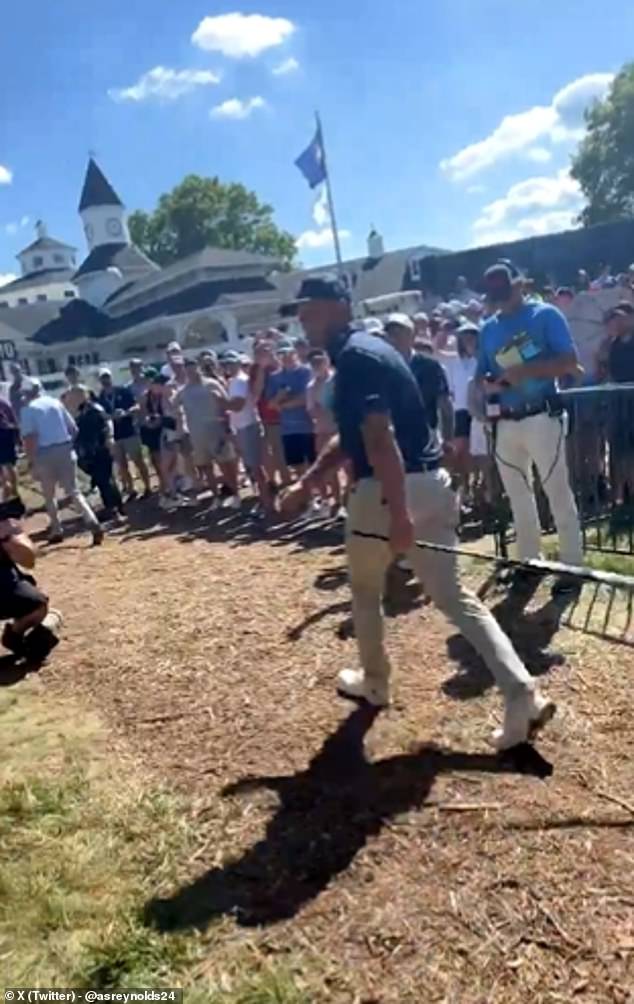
1,259,634,541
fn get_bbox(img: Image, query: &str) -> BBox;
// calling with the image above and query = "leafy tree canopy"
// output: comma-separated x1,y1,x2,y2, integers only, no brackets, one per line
571,63,634,226
129,174,296,268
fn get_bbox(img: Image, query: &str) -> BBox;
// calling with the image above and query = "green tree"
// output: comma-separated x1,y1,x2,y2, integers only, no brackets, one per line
571,63,634,226
129,174,296,267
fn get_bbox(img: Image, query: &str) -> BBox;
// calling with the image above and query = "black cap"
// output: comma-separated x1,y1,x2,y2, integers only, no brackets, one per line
283,272,351,311
483,259,522,283
605,301,634,322
483,259,522,303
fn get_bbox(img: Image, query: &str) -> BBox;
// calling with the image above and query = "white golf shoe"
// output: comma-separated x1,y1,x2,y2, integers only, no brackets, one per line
491,689,557,751
336,668,390,707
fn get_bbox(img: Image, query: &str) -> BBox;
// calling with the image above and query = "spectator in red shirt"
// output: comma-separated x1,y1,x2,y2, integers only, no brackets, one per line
249,340,290,489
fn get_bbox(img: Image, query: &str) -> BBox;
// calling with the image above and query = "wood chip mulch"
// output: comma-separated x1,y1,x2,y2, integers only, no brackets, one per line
22,498,634,1003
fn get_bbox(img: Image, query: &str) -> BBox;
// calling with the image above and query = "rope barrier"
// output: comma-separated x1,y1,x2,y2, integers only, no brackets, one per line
351,530,634,592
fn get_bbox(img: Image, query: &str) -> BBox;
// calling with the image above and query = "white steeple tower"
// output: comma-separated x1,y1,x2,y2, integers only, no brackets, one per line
78,157,130,251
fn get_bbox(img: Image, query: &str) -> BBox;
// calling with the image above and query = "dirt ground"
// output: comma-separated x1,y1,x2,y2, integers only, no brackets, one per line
15,498,634,1003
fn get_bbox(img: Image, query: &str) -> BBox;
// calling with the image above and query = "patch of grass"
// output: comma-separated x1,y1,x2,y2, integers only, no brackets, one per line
0,684,316,999
205,970,312,1004
543,538,634,576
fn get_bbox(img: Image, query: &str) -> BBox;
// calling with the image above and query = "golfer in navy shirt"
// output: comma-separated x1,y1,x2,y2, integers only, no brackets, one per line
280,275,555,750
477,261,582,590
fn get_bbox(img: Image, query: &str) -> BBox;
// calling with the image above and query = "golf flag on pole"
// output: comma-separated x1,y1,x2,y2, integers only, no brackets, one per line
295,126,327,189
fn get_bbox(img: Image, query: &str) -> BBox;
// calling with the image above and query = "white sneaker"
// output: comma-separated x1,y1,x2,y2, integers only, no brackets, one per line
336,668,390,707
317,499,332,520
335,506,347,522
309,498,323,517
491,689,557,751
224,495,241,511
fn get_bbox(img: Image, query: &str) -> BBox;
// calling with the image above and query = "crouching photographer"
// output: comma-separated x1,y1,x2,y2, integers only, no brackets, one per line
0,497,61,661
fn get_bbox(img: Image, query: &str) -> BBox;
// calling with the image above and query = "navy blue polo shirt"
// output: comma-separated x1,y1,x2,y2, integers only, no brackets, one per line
97,386,137,441
329,327,439,480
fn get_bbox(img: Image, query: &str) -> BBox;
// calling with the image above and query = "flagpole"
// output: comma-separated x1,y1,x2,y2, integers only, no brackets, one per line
315,110,344,277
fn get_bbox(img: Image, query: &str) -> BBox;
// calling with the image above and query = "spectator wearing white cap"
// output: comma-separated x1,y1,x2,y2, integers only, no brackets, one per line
412,312,429,340
162,343,199,493
20,379,103,545
223,351,272,513
160,342,183,380
443,322,480,497
463,299,484,325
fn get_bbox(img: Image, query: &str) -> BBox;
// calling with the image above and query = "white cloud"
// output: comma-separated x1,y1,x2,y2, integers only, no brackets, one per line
527,147,552,163
109,66,221,102
210,96,266,120
297,187,350,249
192,13,295,58
472,168,583,245
296,227,351,250
0,273,16,288
0,165,12,185
441,72,614,181
4,215,30,237
272,56,299,76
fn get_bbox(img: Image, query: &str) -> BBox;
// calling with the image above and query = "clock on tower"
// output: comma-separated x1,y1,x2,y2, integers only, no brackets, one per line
107,218,123,237
84,222,94,242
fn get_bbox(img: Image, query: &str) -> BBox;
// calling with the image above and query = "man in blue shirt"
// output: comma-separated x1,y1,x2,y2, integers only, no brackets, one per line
20,379,103,545
477,261,582,587
266,344,316,473
280,274,555,750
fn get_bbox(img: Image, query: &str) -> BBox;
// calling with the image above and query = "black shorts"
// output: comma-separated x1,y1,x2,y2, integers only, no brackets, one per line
141,426,162,453
283,433,316,468
0,574,48,620
0,429,17,467
454,409,472,439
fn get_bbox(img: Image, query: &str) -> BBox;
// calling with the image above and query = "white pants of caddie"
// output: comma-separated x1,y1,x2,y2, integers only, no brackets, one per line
345,470,535,699
494,413,582,566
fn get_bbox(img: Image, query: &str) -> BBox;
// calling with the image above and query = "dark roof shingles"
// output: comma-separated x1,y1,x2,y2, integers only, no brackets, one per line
73,243,159,280
78,158,124,212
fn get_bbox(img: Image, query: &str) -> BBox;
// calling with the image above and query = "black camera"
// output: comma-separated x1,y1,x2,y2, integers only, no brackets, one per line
0,496,26,521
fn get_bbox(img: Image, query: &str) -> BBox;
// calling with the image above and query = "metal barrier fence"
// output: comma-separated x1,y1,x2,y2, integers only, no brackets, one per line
565,384,634,555
487,384,634,558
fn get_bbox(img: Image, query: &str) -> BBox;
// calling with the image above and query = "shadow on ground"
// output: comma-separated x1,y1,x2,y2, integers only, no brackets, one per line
286,562,426,642
0,652,47,687
116,495,347,558
442,580,577,701
144,705,552,932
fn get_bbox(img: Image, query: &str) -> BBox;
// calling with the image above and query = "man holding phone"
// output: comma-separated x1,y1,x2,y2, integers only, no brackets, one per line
477,261,582,592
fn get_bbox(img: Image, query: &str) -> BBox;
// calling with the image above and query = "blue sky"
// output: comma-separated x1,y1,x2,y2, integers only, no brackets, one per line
1,0,633,284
